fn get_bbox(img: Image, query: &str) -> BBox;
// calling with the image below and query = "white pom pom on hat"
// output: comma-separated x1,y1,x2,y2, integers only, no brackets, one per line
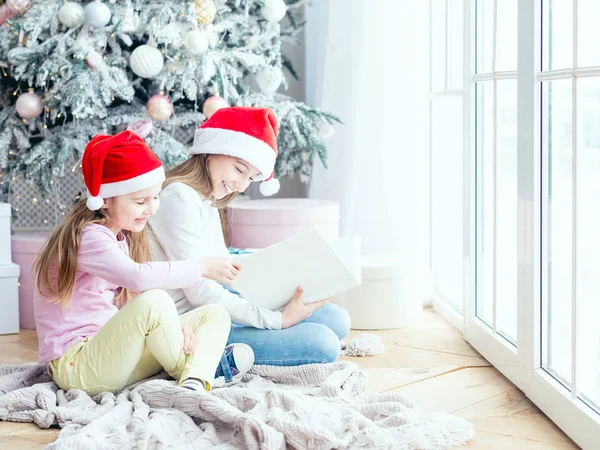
86,196,104,211
191,106,280,196
259,175,280,197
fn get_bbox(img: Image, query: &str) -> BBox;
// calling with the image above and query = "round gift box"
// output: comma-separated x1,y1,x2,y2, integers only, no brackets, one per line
12,232,49,330
336,255,422,330
226,198,340,248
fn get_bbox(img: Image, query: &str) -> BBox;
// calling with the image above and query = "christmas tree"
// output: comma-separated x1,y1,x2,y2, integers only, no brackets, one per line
0,0,339,222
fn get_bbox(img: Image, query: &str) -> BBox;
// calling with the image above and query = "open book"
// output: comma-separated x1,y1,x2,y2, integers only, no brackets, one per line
231,229,361,311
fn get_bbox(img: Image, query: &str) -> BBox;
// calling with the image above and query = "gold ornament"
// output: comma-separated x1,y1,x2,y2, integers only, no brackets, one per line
194,0,216,24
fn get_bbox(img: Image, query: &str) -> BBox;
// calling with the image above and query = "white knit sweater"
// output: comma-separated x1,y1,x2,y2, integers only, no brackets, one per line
147,182,282,329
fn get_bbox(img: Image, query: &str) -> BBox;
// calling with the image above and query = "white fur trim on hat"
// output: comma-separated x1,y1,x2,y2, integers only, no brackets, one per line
94,166,165,200
191,128,276,181
259,177,280,196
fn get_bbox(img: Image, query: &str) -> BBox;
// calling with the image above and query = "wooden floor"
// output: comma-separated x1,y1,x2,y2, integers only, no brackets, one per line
0,307,579,449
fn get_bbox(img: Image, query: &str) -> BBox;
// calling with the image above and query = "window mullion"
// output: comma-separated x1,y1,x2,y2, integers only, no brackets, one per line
570,0,579,402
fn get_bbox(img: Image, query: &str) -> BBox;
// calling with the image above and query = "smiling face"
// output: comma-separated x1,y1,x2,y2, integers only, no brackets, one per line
104,183,162,235
207,155,261,199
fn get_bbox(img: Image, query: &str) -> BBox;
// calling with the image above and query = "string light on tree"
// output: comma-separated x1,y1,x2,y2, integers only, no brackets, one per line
202,94,228,119
58,1,84,28
84,0,111,28
16,88,43,119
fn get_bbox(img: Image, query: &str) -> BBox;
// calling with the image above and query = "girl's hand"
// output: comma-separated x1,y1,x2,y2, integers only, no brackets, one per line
281,286,330,329
182,325,196,355
198,257,241,284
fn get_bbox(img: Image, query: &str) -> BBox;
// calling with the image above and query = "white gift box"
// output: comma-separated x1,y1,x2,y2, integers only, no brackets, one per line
335,256,422,330
0,263,21,335
0,203,12,266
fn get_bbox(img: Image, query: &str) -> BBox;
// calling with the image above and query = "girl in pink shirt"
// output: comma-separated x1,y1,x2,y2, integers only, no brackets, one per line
33,130,254,396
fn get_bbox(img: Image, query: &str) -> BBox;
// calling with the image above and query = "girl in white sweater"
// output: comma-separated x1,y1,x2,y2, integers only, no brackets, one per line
148,107,351,365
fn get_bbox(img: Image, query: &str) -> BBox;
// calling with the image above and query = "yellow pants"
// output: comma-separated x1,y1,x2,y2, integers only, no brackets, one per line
49,289,231,396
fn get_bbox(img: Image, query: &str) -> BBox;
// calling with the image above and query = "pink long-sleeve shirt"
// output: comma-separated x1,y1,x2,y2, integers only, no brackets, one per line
34,223,203,364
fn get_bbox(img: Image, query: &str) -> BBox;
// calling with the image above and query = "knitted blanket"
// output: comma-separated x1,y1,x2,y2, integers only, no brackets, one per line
0,362,474,449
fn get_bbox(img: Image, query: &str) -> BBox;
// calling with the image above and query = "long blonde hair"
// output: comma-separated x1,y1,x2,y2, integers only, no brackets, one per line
163,154,238,207
163,154,238,244
34,199,151,306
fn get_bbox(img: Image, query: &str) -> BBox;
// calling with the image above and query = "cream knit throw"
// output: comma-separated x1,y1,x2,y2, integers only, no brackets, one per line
0,362,474,449
341,333,385,357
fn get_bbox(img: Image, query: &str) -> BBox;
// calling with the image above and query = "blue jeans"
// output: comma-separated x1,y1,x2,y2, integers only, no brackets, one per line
221,285,352,366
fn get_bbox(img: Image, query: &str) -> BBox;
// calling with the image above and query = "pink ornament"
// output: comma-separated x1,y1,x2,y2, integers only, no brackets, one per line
146,94,173,121
16,90,43,119
6,0,31,14
202,95,229,119
127,118,153,139
0,5,14,25
85,50,104,69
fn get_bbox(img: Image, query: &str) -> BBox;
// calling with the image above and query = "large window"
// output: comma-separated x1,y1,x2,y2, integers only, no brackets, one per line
429,0,600,447
475,0,518,344
542,0,600,417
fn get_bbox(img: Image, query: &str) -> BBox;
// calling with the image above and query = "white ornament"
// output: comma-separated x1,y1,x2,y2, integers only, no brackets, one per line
16,90,43,119
85,50,104,69
319,122,335,140
58,2,84,28
84,0,111,28
255,66,282,95
261,0,286,22
116,6,139,33
130,45,164,78
184,29,209,55
202,95,228,119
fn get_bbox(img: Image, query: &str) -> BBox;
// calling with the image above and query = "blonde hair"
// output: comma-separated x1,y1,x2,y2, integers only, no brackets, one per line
163,154,238,245
163,154,238,208
34,199,151,306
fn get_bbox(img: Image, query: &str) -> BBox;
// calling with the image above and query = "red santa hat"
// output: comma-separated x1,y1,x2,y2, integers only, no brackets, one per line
191,106,280,196
82,130,165,211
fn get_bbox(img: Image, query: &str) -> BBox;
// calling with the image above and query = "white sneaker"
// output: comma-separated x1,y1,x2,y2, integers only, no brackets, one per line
214,343,254,386
180,378,208,392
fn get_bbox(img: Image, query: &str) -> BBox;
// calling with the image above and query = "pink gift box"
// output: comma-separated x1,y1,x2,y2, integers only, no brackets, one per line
12,232,49,330
226,198,340,249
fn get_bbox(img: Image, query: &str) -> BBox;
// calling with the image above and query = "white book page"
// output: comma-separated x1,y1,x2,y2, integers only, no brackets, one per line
231,229,361,311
